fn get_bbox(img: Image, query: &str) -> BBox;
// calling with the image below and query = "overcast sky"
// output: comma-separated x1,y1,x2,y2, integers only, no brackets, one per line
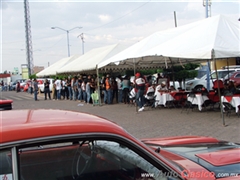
1,0,239,73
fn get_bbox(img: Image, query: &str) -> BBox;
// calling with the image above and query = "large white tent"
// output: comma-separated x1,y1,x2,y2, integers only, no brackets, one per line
36,55,80,77
98,15,240,71
57,43,129,74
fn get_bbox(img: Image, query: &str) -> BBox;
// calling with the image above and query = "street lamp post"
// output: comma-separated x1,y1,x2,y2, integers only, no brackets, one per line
51,26,82,57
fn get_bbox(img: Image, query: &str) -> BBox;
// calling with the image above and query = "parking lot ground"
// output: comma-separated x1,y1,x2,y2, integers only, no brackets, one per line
3,91,240,143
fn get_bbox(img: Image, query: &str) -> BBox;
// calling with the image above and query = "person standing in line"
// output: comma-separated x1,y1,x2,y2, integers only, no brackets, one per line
54,77,62,100
71,77,76,101
77,76,83,102
105,74,112,104
134,72,146,112
81,80,87,103
101,75,107,104
33,78,39,101
16,82,20,92
61,78,66,100
44,79,51,100
122,75,130,104
86,80,91,104
111,77,118,103
52,80,57,100
116,75,122,103
66,77,72,100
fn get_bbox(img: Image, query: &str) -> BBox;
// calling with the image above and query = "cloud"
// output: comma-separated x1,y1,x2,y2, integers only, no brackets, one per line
98,14,112,23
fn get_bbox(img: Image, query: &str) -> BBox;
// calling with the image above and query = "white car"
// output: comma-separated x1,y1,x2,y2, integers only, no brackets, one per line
185,68,240,91
38,78,54,93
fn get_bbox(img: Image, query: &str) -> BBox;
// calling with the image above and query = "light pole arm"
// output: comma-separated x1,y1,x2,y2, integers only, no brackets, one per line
68,27,82,32
51,26,82,57
51,26,82,32
51,27,68,32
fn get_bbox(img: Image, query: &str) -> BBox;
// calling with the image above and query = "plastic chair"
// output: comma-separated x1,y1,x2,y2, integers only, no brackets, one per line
91,92,99,106
170,92,187,108
222,102,237,117
181,92,198,113
144,91,155,108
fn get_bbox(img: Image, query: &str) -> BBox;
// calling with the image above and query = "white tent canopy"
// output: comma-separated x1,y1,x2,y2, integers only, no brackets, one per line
98,15,240,71
57,43,129,74
36,55,80,77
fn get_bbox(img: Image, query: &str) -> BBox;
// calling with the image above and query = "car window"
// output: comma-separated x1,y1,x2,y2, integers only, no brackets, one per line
211,71,234,79
235,73,240,78
18,139,177,180
220,71,234,78
0,149,13,180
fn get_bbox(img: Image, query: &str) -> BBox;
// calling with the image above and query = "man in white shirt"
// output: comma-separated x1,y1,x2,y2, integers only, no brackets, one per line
116,76,122,103
154,81,168,107
54,77,62,100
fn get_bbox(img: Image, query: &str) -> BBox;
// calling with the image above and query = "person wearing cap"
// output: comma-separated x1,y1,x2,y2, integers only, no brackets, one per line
134,72,146,112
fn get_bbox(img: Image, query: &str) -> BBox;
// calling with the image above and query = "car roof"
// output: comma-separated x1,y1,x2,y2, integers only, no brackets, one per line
1,109,128,144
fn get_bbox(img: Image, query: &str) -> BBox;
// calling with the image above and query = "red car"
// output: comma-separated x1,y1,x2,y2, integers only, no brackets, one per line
225,71,240,88
0,99,12,110
0,109,239,180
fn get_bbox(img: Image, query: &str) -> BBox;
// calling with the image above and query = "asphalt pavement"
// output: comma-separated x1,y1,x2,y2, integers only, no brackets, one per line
2,91,240,143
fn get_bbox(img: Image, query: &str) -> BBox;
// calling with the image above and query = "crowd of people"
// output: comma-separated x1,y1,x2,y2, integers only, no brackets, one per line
29,73,171,109
48,74,133,104
1,72,180,112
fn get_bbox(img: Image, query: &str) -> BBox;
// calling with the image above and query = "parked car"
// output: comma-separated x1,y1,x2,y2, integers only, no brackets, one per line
12,79,26,91
185,68,240,91
223,71,240,88
1,109,239,180
0,99,12,110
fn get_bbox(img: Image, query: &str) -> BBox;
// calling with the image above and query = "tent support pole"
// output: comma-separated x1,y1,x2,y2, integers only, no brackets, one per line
96,65,102,106
133,58,138,112
169,57,175,88
213,49,225,126
207,59,214,87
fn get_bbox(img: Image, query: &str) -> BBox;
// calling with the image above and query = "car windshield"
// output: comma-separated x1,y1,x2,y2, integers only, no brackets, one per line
163,142,240,178
223,72,236,80
201,70,235,80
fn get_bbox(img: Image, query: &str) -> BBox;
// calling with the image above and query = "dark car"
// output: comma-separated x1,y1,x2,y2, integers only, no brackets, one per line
1,109,239,180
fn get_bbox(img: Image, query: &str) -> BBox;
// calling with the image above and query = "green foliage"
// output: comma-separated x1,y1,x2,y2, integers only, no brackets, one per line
162,63,200,81
52,75,68,80
29,74,37,79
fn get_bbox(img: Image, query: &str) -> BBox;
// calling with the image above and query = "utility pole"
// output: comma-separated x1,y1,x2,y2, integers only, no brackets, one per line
203,0,212,91
78,33,85,54
174,11,177,28
24,0,34,77
203,0,212,17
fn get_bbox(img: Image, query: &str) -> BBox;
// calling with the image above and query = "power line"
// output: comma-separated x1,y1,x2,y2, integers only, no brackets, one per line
85,0,151,32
